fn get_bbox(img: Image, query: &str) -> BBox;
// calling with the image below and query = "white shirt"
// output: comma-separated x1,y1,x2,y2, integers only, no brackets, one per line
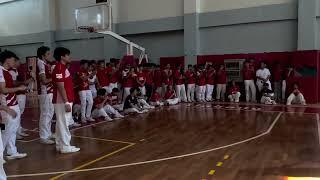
256,68,271,81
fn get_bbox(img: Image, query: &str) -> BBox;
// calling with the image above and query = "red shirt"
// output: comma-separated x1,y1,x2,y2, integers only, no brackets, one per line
162,69,172,83
273,68,282,82
164,90,175,100
96,68,110,87
0,66,18,106
9,68,26,95
93,96,105,108
136,72,146,87
197,71,206,86
154,70,162,87
144,70,153,85
52,62,74,103
206,70,215,85
150,92,161,102
163,78,173,86
242,67,255,80
216,70,227,84
110,70,120,84
228,85,240,95
185,70,195,84
107,94,119,105
36,59,54,95
122,74,135,88
77,68,90,91
173,70,184,85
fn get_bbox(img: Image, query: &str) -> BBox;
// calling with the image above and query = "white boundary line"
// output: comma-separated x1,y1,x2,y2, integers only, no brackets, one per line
7,112,283,178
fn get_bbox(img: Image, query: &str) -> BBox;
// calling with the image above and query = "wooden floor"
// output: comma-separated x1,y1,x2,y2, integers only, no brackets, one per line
5,103,320,180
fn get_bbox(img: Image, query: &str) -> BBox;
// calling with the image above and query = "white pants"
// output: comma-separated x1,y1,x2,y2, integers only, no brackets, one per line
0,132,6,180
228,92,241,102
79,90,93,121
54,103,73,150
113,104,124,112
17,94,26,135
287,93,306,105
244,80,256,102
175,84,187,102
256,80,271,92
39,93,54,140
139,86,146,96
103,86,112,94
109,83,118,92
196,86,206,101
150,101,164,106
166,98,179,105
92,104,122,119
123,87,131,102
282,80,287,100
216,84,226,101
73,104,81,116
1,105,20,155
124,108,142,114
187,84,195,102
156,87,162,96
261,96,276,104
206,84,214,101
89,87,97,98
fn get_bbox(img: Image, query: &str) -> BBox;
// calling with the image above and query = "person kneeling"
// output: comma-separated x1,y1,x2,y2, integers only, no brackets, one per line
92,89,124,121
260,83,276,105
164,85,179,106
150,88,164,107
123,88,148,114
287,83,306,105
228,80,241,103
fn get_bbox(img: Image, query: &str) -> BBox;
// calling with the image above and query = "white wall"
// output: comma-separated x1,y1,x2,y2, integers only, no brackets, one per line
0,0,51,36
201,0,297,13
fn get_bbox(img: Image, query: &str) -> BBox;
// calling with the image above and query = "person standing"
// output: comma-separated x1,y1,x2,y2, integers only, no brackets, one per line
242,60,256,102
185,65,196,102
216,64,227,101
173,64,187,102
256,61,271,92
52,47,80,153
205,64,216,102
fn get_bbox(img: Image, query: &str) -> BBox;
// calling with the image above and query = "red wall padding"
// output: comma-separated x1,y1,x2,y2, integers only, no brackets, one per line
198,50,320,103
160,56,185,69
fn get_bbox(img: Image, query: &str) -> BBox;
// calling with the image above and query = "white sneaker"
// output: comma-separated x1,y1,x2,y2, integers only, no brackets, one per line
60,146,80,154
141,109,149,113
72,122,82,127
49,134,56,139
115,114,124,118
16,135,23,140
40,138,55,145
105,117,114,122
149,106,155,109
18,131,29,137
6,153,27,160
86,118,95,122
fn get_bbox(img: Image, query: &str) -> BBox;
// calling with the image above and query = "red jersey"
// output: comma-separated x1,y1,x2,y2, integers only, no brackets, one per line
110,70,120,84
9,68,26,95
185,70,195,84
197,71,206,86
37,59,54,95
77,68,89,91
173,70,184,85
162,69,172,83
144,70,153,85
164,90,175,100
163,78,173,86
52,62,74,103
242,67,255,80
154,70,162,87
206,69,215,85
96,68,110,87
93,96,105,108
107,93,119,105
228,85,240,95
216,69,227,84
150,92,161,102
0,66,18,106
136,72,146,87
122,73,135,88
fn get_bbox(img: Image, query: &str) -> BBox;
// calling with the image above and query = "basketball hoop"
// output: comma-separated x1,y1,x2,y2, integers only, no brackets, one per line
77,26,96,33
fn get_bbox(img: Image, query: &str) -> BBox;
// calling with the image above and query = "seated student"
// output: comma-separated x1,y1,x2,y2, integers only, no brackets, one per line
150,88,164,107
92,89,124,121
136,88,154,110
164,85,179,106
123,88,148,114
286,83,306,105
107,88,123,111
228,80,241,103
260,83,276,105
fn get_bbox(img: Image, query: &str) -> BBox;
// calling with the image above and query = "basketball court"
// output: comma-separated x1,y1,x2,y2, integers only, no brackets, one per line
4,102,320,180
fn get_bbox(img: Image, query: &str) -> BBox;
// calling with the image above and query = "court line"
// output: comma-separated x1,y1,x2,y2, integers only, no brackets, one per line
72,135,135,145
210,102,320,109
7,112,283,178
49,143,135,180
316,114,320,145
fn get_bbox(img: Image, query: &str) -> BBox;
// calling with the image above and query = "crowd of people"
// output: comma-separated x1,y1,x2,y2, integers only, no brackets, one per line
0,46,308,179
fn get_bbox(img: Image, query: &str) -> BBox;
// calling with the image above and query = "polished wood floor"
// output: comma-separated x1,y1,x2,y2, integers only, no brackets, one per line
5,103,320,180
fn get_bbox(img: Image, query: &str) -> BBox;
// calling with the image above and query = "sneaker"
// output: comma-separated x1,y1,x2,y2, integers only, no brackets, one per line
86,118,95,122
60,146,80,154
6,153,27,160
115,114,124,118
18,131,29,137
16,135,23,140
81,120,87,124
105,117,114,122
40,138,55,145
49,134,56,139
149,106,155,109
141,109,149,113
72,122,81,127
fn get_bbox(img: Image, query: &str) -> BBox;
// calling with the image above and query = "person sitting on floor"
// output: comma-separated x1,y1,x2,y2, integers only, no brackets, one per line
228,80,241,103
164,85,179,106
107,88,123,111
260,83,276,105
286,83,306,105
137,88,154,110
92,88,124,121
123,87,148,114
150,88,164,107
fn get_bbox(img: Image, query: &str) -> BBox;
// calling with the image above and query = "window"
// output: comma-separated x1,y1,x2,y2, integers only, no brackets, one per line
224,59,245,82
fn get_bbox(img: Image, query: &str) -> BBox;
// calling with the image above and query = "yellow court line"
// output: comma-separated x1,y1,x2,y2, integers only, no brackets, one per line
49,143,135,180
72,135,135,145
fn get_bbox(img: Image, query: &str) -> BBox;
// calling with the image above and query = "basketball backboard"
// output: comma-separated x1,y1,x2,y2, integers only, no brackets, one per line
75,3,112,32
